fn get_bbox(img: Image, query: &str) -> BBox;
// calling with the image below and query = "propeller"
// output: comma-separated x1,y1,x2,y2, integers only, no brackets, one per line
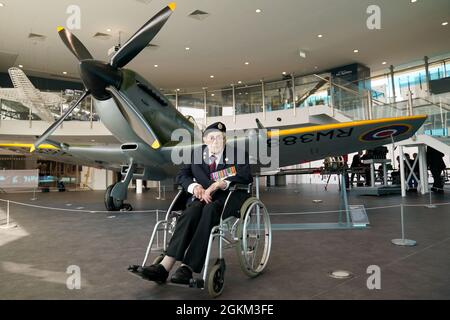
32,3,176,152
31,90,90,152
57,26,93,61
111,2,176,68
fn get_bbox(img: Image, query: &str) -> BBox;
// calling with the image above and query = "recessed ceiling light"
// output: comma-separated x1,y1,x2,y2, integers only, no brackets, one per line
410,0,417,3
211,94,215,97
185,47,190,50
282,72,287,75
382,61,387,65
63,71,68,75
442,22,448,26
106,28,112,32
256,9,262,13
245,62,250,65
317,34,323,38
154,64,158,68
238,81,242,84
210,75,214,78
0,3,4,7
18,64,24,68
353,49,359,53
176,89,180,91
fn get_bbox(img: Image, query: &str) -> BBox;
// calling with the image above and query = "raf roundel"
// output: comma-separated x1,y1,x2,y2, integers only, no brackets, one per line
360,124,412,142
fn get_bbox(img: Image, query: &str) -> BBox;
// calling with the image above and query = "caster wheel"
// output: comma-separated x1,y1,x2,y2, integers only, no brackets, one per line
207,262,225,298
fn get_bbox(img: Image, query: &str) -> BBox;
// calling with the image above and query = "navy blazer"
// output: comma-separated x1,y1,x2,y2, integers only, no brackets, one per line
176,145,253,193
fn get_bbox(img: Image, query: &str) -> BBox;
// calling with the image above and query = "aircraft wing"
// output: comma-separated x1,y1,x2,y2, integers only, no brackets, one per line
0,115,427,177
40,92,66,105
0,88,24,102
0,143,127,171
271,115,427,167
0,89,56,122
0,142,176,180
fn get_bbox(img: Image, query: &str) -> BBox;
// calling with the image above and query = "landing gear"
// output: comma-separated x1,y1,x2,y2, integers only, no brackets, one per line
104,161,137,212
105,184,123,211
104,183,133,211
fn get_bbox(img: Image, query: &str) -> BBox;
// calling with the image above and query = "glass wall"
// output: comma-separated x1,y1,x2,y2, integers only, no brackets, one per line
0,55,448,133
177,91,206,125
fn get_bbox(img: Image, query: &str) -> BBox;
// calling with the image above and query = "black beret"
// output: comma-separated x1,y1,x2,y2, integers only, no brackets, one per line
203,122,227,136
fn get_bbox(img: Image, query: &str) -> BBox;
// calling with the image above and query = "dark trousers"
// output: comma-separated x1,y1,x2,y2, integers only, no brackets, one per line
165,191,240,273
431,168,444,189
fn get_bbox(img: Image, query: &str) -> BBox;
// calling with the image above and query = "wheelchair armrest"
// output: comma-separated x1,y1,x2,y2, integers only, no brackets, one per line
229,183,252,193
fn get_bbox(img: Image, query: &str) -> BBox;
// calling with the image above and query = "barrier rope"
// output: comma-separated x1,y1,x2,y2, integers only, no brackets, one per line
0,197,448,217
0,198,164,214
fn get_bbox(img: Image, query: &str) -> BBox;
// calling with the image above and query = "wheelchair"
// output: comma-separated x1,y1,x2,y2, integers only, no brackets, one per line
130,183,272,298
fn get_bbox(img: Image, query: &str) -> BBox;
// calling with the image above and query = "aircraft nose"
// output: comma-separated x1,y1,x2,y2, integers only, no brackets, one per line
80,60,122,100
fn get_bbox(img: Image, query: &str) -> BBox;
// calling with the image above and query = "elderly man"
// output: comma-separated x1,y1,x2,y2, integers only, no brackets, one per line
140,122,253,285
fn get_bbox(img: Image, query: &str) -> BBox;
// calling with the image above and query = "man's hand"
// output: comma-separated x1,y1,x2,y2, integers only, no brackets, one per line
193,185,205,200
216,180,228,190
202,184,216,204
201,181,228,204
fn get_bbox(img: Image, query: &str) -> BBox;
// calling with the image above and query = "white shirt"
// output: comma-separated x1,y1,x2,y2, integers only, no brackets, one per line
187,149,231,194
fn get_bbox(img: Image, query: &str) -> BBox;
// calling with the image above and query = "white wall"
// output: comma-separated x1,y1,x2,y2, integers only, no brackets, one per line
81,167,114,190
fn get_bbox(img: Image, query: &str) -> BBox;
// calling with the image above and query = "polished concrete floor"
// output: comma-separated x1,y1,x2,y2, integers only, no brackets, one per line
0,184,449,300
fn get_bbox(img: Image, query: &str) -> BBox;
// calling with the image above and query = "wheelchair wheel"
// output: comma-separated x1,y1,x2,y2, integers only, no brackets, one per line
236,197,272,278
207,261,225,298
152,254,165,265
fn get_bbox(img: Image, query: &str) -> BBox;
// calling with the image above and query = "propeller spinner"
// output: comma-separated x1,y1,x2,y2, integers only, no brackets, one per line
32,2,176,152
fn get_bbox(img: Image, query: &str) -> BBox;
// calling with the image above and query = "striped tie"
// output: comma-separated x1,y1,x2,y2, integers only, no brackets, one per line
209,155,217,173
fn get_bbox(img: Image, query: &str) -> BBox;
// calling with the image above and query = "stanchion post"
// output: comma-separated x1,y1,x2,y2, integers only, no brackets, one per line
31,188,37,201
6,200,9,227
156,181,161,200
426,190,437,209
1,200,17,230
391,203,417,247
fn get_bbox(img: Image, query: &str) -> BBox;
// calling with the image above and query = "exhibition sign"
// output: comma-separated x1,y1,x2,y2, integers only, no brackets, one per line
0,170,39,189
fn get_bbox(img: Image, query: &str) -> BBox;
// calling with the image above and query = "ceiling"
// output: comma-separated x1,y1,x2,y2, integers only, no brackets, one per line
0,0,449,91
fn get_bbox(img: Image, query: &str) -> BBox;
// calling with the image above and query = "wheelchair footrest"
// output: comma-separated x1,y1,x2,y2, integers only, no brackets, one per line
189,278,205,289
128,265,146,279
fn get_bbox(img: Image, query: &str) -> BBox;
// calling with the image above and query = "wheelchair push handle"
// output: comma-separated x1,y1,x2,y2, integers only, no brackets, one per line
229,183,253,193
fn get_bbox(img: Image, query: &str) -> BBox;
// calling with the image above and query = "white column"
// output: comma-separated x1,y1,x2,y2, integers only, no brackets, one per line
418,145,428,195
399,146,406,197
136,179,143,194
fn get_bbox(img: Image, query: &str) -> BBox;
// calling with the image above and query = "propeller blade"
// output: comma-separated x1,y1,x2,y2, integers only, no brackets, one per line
110,2,176,68
57,27,93,61
31,91,90,152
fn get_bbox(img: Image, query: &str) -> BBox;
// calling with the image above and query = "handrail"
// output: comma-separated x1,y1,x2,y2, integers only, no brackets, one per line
313,74,387,106
420,97,450,112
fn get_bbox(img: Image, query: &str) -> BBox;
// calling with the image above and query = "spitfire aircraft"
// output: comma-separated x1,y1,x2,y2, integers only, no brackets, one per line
0,3,427,211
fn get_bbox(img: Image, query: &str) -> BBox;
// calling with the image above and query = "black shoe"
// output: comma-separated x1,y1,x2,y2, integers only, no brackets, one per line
139,264,169,283
170,266,193,285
